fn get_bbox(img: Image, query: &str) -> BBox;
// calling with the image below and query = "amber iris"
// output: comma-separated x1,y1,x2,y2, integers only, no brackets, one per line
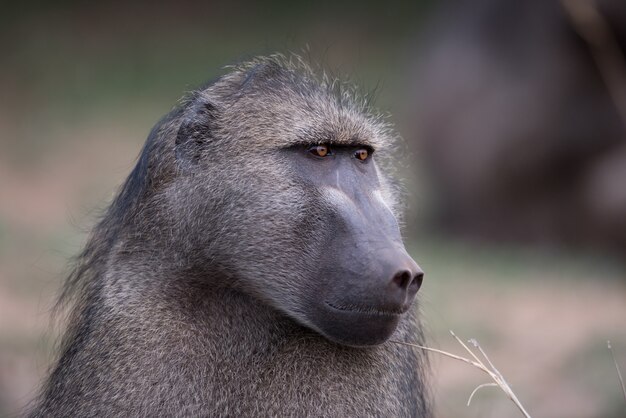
355,149,369,161
310,144,329,157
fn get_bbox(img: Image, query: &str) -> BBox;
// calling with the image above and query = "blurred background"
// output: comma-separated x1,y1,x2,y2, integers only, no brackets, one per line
1,1,625,417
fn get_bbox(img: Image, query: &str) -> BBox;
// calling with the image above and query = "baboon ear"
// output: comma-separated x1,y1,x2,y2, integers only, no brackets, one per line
175,101,218,167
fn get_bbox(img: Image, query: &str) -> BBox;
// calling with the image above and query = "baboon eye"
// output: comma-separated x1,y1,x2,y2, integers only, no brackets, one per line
308,144,331,158
354,148,370,161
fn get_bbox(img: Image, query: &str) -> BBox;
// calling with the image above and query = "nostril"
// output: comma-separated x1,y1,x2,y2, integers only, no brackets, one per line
392,270,424,294
410,271,424,292
392,270,413,290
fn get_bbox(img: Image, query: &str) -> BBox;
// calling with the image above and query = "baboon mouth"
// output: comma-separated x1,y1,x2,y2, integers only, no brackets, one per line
324,301,407,317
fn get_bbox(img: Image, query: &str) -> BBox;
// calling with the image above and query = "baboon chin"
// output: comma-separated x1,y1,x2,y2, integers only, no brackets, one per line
32,54,430,417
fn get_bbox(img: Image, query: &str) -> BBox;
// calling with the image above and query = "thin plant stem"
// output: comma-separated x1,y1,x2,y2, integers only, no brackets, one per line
608,340,626,402
467,383,498,406
391,331,532,418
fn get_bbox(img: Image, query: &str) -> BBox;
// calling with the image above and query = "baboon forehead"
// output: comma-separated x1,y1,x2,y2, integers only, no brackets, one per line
230,95,389,149
200,56,395,150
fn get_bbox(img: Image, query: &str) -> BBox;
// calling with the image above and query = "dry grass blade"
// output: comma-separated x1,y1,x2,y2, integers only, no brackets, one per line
390,339,487,370
391,331,531,418
608,340,626,402
467,383,498,406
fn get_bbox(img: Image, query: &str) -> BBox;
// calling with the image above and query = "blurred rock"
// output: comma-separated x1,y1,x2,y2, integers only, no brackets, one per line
408,0,626,254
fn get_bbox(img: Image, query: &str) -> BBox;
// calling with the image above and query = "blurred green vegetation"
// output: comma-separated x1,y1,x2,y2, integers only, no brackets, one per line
1,1,433,159
0,1,441,198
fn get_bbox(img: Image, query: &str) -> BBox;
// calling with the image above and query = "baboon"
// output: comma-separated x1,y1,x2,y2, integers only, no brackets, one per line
31,55,430,417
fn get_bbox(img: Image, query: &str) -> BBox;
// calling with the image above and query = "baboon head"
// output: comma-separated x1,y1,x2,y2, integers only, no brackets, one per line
139,56,423,347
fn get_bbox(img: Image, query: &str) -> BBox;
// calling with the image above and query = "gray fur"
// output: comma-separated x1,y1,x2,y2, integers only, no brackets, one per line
30,54,430,417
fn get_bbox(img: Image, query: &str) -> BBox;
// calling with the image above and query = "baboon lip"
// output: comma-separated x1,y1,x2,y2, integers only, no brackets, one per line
324,301,407,317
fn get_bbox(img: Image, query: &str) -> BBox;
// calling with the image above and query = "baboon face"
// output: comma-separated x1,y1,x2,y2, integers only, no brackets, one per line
284,143,423,347
172,60,423,347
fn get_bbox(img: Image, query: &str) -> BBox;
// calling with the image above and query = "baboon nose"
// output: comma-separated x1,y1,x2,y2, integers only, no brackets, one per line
391,269,424,294
372,248,423,310
387,261,423,309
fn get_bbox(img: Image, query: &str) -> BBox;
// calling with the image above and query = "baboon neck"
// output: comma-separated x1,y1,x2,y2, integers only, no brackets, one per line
101,257,298,341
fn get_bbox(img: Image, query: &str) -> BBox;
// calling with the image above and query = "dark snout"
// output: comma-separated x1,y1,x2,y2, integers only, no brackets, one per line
334,187,425,316
382,249,424,312
316,210,424,346
317,245,424,347
335,245,423,315
308,163,425,346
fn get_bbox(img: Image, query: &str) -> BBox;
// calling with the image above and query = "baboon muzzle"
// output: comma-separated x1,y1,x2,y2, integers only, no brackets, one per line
314,181,423,346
